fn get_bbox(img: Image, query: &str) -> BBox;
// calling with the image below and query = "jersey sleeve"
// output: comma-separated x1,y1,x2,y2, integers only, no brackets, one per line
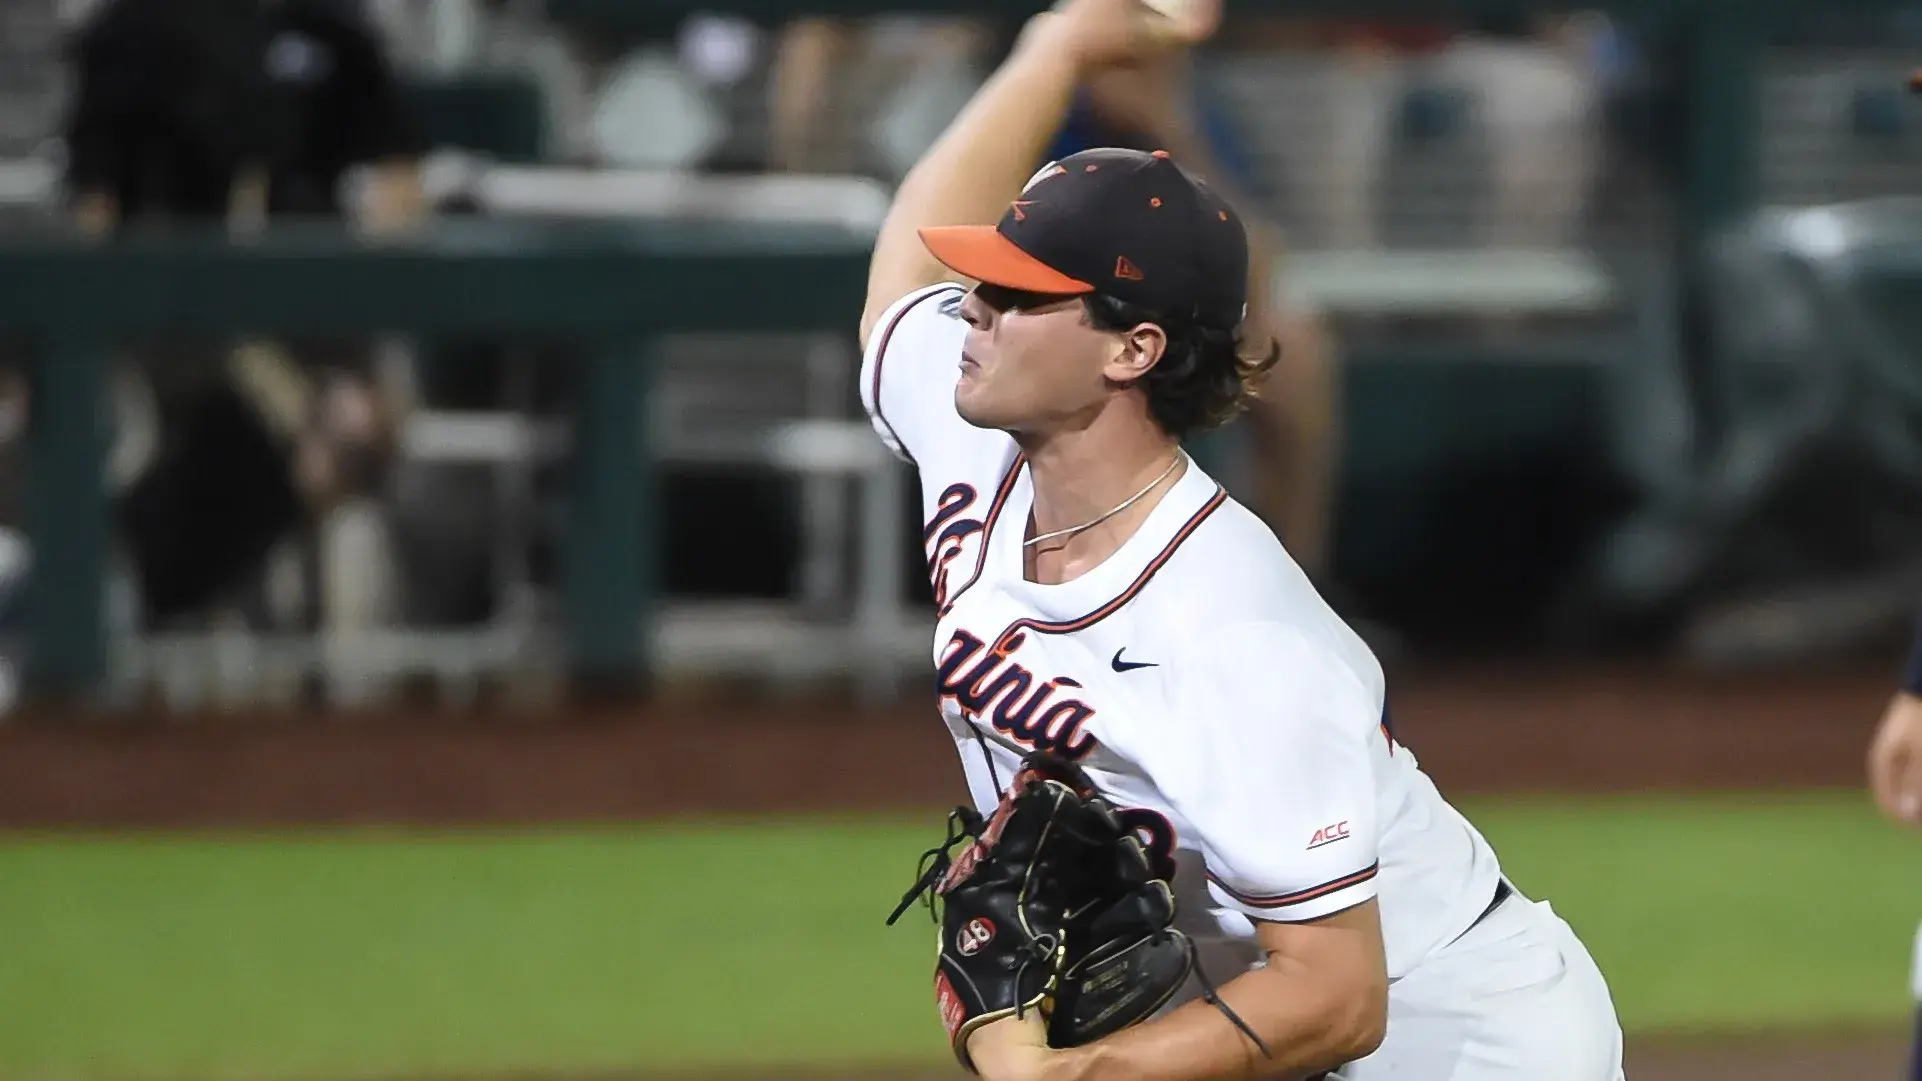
1150,622,1384,923
859,282,970,466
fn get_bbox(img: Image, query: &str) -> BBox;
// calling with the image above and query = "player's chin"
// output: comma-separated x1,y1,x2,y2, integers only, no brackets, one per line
953,382,1004,430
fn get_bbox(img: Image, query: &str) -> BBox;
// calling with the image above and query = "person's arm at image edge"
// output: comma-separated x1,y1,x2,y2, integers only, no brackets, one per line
1870,608,1922,827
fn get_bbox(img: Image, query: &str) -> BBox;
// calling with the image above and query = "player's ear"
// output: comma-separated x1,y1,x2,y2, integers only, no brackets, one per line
1103,322,1168,384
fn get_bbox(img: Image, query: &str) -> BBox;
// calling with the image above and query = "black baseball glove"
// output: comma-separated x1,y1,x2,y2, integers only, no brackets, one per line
887,752,1264,1071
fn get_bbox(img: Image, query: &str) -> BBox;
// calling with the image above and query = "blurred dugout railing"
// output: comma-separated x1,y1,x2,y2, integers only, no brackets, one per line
0,218,891,710
102,162,1625,711
2,1,1922,707
1760,49,1922,208
383,164,922,706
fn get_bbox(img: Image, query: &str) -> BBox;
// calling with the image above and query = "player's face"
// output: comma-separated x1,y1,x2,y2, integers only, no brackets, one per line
953,284,1127,434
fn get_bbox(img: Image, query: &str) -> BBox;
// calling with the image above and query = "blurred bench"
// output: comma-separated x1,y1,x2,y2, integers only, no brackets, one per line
407,161,919,702
1282,248,1618,323
0,216,877,705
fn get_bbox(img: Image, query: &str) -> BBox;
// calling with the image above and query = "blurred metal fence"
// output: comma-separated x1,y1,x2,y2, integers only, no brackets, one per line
1759,48,1922,208
0,0,63,158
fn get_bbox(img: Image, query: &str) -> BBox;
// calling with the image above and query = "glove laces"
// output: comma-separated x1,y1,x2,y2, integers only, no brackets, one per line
1011,932,1060,1021
885,805,983,926
1177,933,1272,1059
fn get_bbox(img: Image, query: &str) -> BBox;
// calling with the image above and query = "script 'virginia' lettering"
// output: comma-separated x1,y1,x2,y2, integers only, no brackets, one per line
924,483,982,611
936,627,1096,759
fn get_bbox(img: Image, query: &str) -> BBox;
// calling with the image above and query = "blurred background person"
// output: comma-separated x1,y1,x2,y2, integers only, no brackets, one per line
765,12,993,179
1036,47,1348,604
56,0,424,702
1215,14,1453,251
1431,7,1608,248
65,0,427,230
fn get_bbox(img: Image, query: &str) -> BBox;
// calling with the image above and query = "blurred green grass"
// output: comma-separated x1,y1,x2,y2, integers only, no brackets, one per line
0,792,1917,1081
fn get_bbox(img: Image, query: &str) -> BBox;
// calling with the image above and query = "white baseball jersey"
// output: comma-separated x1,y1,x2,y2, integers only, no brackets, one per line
862,283,1506,978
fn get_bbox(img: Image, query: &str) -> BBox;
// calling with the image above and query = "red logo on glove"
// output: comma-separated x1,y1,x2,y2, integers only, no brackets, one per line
956,917,996,956
935,971,968,1039
939,798,1018,894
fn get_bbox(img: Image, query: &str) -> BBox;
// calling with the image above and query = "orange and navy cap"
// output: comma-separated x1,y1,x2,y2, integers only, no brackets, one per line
918,147,1250,330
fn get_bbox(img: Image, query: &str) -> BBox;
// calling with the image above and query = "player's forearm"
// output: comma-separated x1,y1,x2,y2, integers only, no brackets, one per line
1046,958,1387,1081
859,20,1084,346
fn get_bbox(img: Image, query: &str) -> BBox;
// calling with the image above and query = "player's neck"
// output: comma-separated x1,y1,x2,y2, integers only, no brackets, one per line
1017,417,1185,586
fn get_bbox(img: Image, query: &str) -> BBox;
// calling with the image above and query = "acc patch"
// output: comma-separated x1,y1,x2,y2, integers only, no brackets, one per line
1307,821,1350,850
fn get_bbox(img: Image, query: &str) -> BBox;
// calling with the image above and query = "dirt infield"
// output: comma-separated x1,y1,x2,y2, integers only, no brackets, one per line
0,661,1907,1080
1625,1031,1910,1080
563,1031,1918,1081
0,661,1895,828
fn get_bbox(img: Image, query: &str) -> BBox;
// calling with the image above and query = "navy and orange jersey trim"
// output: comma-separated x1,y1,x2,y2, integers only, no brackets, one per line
867,284,964,468
1006,484,1227,638
1207,861,1380,910
934,452,1026,617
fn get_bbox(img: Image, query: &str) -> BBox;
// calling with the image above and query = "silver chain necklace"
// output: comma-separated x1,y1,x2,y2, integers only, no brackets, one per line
1023,452,1186,549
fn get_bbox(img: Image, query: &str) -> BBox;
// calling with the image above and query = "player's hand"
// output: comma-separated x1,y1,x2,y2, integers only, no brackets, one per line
966,1013,1058,1081
1019,0,1221,76
1868,692,1922,827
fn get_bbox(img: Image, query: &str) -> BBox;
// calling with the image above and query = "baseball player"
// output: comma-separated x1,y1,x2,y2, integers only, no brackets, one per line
1868,608,1922,1081
856,0,1627,1078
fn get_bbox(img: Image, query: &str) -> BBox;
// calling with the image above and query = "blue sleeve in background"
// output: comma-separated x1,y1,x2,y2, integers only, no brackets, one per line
1035,83,1262,483
1043,90,1105,164
1040,85,1259,197
1905,607,1922,696
1191,82,1258,194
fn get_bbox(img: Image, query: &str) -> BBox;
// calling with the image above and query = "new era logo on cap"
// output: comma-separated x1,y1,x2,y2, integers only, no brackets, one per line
1022,162,1070,191
917,148,1248,328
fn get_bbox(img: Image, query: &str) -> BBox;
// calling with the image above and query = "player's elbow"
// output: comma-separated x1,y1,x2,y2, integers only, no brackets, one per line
1243,962,1386,1074
1251,903,1390,1069
1290,958,1388,1068
1328,974,1389,1063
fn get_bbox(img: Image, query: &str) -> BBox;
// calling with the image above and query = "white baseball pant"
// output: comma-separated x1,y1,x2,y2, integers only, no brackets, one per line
1330,883,1627,1081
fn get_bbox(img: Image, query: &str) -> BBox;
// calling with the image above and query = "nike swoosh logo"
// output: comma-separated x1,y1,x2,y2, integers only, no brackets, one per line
1111,649,1157,673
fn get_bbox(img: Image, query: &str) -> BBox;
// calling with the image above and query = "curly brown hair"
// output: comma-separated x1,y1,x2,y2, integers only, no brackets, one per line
1083,293,1281,441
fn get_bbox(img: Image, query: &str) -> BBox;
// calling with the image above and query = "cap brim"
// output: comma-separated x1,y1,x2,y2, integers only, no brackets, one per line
918,226,1094,294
